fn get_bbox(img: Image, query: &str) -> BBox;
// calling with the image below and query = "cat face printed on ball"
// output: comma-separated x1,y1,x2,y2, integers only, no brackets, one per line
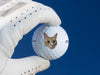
44,32,58,49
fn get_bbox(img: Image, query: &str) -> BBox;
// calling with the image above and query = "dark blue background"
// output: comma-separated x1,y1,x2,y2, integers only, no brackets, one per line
12,0,100,75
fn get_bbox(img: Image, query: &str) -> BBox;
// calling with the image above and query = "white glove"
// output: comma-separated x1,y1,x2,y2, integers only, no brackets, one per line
1,56,50,75
0,0,61,75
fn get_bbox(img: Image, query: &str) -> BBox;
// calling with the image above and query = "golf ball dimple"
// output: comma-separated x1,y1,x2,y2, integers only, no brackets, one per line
32,25,69,60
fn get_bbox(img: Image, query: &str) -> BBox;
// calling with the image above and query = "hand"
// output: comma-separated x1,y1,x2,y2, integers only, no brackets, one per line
0,0,61,75
1,56,50,75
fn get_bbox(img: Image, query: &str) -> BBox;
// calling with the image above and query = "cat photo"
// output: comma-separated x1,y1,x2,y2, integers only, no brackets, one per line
44,32,58,49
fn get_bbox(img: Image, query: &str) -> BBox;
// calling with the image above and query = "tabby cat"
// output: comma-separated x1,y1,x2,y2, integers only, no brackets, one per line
44,32,58,49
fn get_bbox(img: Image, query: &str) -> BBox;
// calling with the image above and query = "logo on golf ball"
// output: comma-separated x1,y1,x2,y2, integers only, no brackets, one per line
44,32,58,49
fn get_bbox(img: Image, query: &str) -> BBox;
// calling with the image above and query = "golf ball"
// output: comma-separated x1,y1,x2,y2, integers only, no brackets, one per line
32,25,69,60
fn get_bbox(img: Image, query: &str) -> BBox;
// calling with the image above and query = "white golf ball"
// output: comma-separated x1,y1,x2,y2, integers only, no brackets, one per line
32,25,69,60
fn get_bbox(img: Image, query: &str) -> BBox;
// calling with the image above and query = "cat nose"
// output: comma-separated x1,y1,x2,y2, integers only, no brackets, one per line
51,43,53,45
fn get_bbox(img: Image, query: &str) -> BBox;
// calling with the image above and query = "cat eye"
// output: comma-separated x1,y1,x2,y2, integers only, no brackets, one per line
53,40,56,43
47,41,50,43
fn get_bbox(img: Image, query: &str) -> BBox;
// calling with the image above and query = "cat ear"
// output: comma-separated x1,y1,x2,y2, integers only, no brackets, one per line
54,33,58,39
44,32,48,39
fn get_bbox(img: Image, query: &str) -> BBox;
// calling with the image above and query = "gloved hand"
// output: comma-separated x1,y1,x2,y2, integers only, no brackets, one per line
0,0,61,75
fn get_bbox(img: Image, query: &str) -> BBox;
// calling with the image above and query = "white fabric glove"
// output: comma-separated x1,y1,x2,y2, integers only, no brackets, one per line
1,56,50,75
0,0,61,75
